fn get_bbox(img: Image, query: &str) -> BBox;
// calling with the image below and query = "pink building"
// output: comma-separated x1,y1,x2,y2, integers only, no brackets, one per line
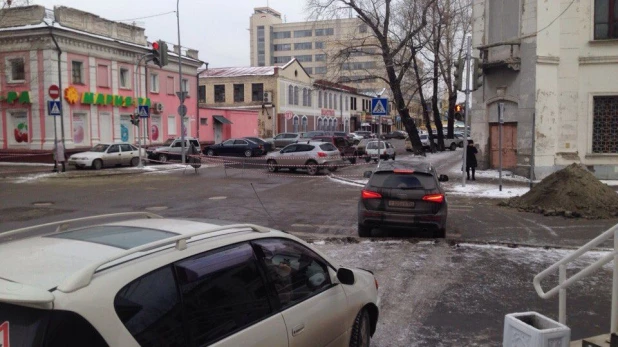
0,5,203,151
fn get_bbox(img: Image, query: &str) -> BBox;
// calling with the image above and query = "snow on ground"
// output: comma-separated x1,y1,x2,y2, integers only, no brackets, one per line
0,162,54,167
601,180,618,186
11,172,60,183
444,182,529,198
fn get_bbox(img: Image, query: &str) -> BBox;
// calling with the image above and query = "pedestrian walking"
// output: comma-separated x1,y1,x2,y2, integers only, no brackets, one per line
54,140,66,173
466,140,477,181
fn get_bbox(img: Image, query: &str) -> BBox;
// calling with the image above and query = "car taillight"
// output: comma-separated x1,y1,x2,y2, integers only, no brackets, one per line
361,190,382,199
317,152,327,157
422,194,444,203
258,145,263,149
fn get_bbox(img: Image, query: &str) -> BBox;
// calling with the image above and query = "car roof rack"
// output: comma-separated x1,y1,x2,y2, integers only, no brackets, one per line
0,212,165,240
57,223,271,293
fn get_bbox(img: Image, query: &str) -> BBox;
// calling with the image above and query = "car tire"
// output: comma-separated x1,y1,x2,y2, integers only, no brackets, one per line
206,149,215,157
130,157,140,167
158,154,168,163
358,224,372,237
306,160,319,176
267,159,278,172
244,149,253,157
92,159,103,170
450,143,457,151
435,228,446,238
392,154,396,161
350,309,371,347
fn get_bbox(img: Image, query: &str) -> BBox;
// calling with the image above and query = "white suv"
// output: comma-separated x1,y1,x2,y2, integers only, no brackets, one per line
0,213,379,346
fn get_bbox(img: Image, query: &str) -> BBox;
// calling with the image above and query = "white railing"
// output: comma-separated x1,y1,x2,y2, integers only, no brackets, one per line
533,223,618,331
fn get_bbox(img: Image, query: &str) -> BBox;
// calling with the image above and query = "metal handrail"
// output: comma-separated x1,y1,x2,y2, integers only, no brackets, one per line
57,223,271,293
0,212,164,240
533,222,618,331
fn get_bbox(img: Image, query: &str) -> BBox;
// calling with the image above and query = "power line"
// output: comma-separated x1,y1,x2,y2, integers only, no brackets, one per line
113,11,176,22
521,0,576,39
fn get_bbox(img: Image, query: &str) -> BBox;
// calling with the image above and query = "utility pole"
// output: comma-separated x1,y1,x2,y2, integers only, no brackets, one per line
461,36,471,187
177,0,186,165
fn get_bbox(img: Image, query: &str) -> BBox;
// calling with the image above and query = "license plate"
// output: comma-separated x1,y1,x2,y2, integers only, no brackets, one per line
388,200,415,208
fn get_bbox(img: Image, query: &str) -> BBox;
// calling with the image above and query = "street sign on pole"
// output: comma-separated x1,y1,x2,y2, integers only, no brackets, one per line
48,84,60,99
177,104,187,117
371,98,388,116
48,100,61,116
176,91,188,102
138,105,150,118
285,111,294,120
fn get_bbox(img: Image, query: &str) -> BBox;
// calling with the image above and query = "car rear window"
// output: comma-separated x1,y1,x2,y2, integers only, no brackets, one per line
48,226,178,249
369,171,437,189
0,303,107,346
319,143,337,151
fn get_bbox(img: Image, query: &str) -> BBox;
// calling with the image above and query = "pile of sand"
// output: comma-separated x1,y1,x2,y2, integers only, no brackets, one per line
504,163,618,219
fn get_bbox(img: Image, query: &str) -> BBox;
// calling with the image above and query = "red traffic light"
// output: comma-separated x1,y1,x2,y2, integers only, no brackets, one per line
152,41,159,51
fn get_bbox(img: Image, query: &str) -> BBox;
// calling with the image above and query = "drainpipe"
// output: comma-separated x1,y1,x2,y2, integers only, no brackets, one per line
46,23,66,155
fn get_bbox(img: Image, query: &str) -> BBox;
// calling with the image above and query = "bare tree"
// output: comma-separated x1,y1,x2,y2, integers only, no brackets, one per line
306,0,436,154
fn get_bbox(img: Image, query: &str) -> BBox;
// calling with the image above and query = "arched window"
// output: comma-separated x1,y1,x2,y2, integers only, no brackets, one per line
302,88,308,106
334,93,337,110
288,85,294,105
317,118,323,131
334,119,338,131
328,118,333,131
294,86,299,105
293,116,299,133
318,91,322,108
344,119,349,133
307,90,312,107
329,93,333,109
302,116,308,132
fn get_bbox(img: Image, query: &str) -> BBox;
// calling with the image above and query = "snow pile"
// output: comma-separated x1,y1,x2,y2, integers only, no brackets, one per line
445,182,529,199
505,163,618,219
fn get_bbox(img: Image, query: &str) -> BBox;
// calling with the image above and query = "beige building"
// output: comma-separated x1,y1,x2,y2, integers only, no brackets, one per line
249,7,386,96
471,0,618,179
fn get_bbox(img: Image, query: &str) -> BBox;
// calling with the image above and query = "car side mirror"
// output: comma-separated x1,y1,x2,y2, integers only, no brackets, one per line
363,170,373,178
337,267,355,285
438,174,449,182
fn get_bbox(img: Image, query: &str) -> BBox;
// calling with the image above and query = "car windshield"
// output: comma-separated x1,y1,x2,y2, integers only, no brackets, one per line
163,138,174,146
90,144,109,152
369,172,436,190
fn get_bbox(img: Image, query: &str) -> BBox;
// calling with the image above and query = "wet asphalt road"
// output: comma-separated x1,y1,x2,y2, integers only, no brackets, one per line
1,144,617,345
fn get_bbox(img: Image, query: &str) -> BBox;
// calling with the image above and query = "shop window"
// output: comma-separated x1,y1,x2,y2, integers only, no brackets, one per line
151,74,159,93
119,67,131,89
9,111,28,144
252,83,264,102
72,61,83,84
181,79,189,94
234,84,244,102
214,85,225,103
7,57,25,82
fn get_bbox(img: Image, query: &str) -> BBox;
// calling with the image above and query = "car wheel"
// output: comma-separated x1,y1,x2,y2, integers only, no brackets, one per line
450,143,457,151
350,309,371,347
267,159,278,172
92,159,103,170
306,160,319,176
358,224,372,237
130,157,140,167
244,149,253,157
435,228,446,238
392,154,396,161
158,154,168,163
206,149,215,157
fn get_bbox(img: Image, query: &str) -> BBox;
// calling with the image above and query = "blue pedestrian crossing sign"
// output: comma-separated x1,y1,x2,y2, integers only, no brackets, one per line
47,100,61,116
371,98,388,116
138,105,150,118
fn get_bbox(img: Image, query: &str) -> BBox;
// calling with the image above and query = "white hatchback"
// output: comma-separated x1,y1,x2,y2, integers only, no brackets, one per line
364,140,396,162
0,213,379,347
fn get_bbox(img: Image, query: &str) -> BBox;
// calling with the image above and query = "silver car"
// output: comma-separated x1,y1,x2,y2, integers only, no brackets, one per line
268,132,301,148
266,141,342,175
68,143,146,170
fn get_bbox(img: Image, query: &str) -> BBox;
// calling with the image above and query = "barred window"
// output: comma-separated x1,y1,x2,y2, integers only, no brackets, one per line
592,96,618,153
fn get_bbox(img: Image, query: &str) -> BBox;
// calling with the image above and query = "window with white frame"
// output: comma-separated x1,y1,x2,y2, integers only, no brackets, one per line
334,93,338,110
302,88,308,106
150,74,159,93
72,61,84,84
302,116,308,132
7,58,25,82
308,90,312,107
329,93,333,109
288,85,294,105
318,91,322,108
182,79,189,94
119,67,131,89
293,116,299,132
168,115,177,135
294,86,299,105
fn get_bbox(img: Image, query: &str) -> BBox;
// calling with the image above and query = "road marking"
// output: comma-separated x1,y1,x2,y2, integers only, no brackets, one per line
32,202,54,206
522,218,558,237
209,196,227,200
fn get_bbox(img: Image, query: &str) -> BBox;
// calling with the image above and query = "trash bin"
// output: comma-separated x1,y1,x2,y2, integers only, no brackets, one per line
503,312,570,347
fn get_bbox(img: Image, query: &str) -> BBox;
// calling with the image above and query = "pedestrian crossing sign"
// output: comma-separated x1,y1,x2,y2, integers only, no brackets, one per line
138,105,150,118
371,98,388,116
47,100,61,116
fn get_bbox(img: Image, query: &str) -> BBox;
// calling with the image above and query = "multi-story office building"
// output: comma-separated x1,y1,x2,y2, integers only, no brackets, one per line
249,7,385,96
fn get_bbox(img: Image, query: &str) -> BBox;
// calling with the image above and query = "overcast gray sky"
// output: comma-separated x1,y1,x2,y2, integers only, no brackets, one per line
32,0,308,68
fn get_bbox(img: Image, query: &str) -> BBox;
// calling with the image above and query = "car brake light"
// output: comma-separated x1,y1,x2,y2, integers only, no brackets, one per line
361,190,382,199
422,194,444,203
393,169,414,174
317,152,327,157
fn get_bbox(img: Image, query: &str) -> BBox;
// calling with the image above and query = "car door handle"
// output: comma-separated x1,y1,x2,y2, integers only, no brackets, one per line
292,323,305,336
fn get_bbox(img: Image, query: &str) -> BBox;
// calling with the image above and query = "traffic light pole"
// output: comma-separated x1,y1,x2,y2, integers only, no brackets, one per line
134,53,153,168
462,36,472,187
177,0,186,165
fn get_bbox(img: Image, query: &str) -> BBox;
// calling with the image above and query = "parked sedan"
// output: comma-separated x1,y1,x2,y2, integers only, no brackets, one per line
266,141,342,175
68,143,146,170
380,130,407,140
203,138,265,157
243,136,274,153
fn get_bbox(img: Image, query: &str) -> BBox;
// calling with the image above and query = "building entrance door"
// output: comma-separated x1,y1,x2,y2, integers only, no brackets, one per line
490,123,518,169
214,122,222,144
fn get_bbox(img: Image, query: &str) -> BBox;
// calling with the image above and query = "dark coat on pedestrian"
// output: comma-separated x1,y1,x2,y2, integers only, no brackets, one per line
466,144,478,168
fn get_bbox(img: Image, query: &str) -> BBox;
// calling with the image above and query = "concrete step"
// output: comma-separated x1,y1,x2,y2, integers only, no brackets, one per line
570,334,610,347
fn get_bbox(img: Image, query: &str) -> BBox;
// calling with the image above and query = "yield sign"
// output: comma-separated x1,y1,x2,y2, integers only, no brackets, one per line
0,321,9,347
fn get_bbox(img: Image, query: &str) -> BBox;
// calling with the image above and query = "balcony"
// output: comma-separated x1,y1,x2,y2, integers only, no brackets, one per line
477,40,521,71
